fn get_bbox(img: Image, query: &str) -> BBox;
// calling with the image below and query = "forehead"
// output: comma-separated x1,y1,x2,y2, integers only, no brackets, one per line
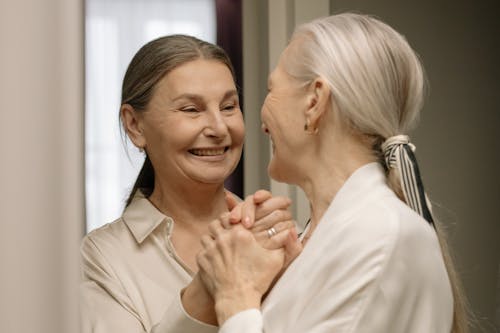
269,48,297,87
158,59,235,97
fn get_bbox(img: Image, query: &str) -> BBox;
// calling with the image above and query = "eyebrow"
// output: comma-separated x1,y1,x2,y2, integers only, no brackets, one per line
172,89,239,103
220,89,239,102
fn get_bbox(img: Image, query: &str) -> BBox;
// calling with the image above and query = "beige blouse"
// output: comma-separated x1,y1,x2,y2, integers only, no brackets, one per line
80,191,217,333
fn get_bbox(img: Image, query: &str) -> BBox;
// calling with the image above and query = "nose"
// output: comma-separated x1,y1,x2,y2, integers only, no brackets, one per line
204,109,229,139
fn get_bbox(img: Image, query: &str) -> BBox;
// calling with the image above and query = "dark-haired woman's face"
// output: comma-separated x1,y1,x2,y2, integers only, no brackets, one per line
140,59,244,186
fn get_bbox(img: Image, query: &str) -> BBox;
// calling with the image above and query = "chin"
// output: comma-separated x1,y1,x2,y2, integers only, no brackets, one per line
268,156,298,184
195,173,228,184
194,170,233,185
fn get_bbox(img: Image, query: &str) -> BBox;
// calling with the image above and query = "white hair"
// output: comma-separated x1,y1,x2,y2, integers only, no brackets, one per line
283,13,426,139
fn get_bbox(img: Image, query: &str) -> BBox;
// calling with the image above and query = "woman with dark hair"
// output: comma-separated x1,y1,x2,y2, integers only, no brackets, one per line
79,35,297,333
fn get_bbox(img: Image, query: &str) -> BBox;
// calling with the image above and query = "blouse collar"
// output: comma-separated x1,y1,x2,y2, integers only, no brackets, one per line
320,162,392,227
122,190,173,244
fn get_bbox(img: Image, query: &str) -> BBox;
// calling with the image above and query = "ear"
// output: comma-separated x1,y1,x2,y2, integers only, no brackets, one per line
120,104,146,149
304,77,331,132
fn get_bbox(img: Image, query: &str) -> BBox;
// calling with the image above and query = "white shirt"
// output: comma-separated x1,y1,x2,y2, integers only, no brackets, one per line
220,163,454,333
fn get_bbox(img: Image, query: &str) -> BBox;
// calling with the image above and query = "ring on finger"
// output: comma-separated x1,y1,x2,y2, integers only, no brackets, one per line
266,227,278,238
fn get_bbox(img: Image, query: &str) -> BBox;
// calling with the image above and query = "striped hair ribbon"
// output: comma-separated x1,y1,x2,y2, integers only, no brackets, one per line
381,135,435,226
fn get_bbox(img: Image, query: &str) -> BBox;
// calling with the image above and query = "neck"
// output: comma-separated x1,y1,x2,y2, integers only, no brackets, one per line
149,178,228,229
299,133,376,231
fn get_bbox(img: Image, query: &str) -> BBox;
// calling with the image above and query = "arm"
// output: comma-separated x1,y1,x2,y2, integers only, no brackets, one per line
80,236,217,333
80,236,149,333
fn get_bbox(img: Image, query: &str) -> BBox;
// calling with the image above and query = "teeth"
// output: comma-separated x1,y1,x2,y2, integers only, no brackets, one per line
190,148,226,156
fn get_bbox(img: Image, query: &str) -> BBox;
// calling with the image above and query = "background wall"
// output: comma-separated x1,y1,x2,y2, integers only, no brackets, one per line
0,0,84,332
243,0,500,331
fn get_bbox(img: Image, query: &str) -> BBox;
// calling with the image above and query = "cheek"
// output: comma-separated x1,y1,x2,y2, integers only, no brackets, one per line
228,113,245,145
261,97,278,129
263,94,279,114
148,122,194,153
262,92,293,128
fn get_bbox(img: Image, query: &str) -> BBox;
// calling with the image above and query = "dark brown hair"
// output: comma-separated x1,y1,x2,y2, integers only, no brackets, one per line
120,35,236,208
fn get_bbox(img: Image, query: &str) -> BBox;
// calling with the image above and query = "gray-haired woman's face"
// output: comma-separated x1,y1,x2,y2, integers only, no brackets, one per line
261,47,310,183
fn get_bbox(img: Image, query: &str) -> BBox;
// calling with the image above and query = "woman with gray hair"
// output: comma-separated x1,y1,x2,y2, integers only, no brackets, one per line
196,13,468,333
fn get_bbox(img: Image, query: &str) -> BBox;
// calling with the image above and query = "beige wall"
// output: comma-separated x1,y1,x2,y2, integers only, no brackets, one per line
243,0,271,195
243,0,329,227
244,0,500,331
0,0,84,332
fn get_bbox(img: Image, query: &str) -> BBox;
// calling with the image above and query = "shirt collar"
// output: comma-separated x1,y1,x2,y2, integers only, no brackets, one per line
322,162,393,224
122,190,173,244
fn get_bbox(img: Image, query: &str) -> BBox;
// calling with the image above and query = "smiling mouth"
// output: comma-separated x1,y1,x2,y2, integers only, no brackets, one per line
188,147,229,156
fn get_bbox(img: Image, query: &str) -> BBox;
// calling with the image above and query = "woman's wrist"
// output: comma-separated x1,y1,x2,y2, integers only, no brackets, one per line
214,286,262,324
181,274,218,325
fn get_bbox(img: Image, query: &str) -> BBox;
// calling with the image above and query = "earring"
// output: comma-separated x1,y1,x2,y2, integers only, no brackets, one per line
304,119,319,135
138,146,144,153
304,119,310,131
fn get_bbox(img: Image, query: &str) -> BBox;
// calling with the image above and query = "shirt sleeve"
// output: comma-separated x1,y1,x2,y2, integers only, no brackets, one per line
219,309,263,333
80,236,147,332
80,280,146,333
80,236,218,333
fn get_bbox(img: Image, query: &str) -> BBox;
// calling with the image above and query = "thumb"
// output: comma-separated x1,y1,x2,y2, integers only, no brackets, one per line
283,229,302,268
252,189,272,205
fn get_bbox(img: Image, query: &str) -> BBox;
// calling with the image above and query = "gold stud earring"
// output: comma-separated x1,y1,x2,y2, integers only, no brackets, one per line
304,119,319,135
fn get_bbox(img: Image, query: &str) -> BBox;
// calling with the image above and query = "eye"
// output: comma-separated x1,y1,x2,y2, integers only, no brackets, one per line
180,106,199,113
221,99,239,112
222,104,236,111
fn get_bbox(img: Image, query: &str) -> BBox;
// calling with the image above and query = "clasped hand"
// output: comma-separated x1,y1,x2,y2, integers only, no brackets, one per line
196,190,303,324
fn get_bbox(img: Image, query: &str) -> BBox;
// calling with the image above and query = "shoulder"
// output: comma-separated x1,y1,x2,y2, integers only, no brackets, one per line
331,196,443,281
335,197,402,256
350,200,454,331
348,195,438,249
350,196,448,289
375,197,441,264
80,215,145,288
304,197,404,290
80,217,133,262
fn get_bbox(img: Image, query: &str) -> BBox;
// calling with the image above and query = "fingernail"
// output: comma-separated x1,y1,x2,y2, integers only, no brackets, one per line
243,216,250,227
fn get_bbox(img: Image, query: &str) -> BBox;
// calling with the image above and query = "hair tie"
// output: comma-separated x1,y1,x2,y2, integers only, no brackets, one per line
381,135,434,226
